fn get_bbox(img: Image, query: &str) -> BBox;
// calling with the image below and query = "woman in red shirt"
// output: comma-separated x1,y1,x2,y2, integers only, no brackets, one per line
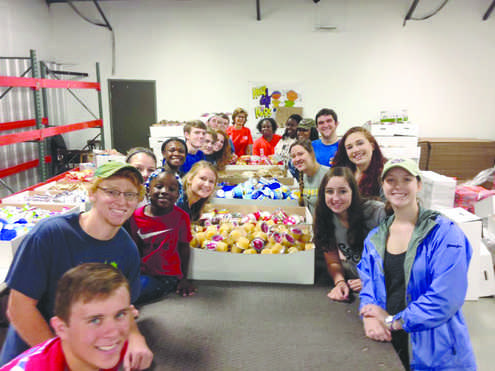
226,107,253,157
253,117,281,157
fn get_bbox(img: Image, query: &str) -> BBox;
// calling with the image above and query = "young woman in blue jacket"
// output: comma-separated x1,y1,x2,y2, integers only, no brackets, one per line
358,158,476,371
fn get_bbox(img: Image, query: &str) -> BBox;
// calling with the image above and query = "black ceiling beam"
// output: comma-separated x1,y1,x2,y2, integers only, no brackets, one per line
403,0,420,26
483,0,495,20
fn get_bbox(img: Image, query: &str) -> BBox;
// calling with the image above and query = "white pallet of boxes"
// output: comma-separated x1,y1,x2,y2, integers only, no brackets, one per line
149,125,185,166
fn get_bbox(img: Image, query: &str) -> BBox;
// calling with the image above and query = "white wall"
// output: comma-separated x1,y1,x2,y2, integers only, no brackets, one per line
5,0,495,149
0,0,51,59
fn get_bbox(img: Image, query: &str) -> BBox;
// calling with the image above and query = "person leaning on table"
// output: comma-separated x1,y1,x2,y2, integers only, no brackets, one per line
358,157,476,371
0,162,153,369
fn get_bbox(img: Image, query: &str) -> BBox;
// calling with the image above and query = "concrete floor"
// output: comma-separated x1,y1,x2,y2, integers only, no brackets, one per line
463,296,495,371
0,297,492,370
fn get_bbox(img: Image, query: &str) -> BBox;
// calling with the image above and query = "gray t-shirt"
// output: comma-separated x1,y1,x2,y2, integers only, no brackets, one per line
333,200,386,278
303,165,330,215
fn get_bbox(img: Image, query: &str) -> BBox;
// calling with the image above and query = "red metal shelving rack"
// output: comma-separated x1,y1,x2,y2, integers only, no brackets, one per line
0,50,104,184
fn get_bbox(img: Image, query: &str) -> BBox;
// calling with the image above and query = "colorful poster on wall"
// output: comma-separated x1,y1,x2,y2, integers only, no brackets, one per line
248,82,303,131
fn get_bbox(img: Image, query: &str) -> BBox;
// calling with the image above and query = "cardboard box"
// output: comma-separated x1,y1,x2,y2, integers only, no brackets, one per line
375,136,419,159
188,203,314,284
94,154,126,168
209,197,299,207
188,248,314,284
419,171,456,209
364,122,418,137
149,125,184,138
479,241,495,297
1,184,89,212
418,138,495,182
475,195,495,218
0,204,78,270
435,207,482,301
225,164,285,171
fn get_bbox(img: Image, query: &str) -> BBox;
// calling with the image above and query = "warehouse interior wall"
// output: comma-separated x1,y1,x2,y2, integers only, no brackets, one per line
2,0,495,150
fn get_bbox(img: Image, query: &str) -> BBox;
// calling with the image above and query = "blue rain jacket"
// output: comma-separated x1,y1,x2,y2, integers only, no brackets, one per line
358,208,477,370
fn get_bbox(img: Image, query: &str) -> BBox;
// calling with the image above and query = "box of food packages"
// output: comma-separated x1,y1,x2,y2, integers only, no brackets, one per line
2,181,90,212
187,204,314,284
0,204,78,270
219,166,295,186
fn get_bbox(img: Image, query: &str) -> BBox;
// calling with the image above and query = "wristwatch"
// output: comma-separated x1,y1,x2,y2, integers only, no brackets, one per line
385,315,404,331
385,315,395,331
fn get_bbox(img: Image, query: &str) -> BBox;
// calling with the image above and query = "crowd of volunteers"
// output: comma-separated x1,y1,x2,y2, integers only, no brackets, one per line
0,108,476,371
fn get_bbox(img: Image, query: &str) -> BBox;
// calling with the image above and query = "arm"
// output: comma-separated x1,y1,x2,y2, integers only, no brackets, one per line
176,241,196,296
246,144,253,156
323,250,349,301
123,317,153,371
396,223,472,332
7,289,54,346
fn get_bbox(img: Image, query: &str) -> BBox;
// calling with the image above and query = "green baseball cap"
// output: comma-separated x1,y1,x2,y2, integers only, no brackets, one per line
298,118,315,130
94,161,144,183
381,157,421,180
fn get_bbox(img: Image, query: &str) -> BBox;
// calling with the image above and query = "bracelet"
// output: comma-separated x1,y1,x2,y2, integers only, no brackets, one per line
334,279,346,286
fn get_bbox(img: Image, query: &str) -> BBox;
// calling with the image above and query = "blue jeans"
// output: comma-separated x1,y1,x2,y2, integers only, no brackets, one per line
136,275,178,305
0,325,29,365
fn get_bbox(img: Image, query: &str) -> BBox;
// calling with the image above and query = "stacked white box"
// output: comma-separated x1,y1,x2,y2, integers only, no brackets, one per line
479,241,495,297
364,121,419,162
375,136,419,160
419,171,456,209
435,207,482,301
475,195,495,219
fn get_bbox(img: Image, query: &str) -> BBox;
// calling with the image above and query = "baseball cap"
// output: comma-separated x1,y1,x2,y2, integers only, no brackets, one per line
298,118,315,130
381,158,421,180
94,161,144,184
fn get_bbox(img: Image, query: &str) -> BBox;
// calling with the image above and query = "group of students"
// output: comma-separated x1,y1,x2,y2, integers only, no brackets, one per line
0,107,478,370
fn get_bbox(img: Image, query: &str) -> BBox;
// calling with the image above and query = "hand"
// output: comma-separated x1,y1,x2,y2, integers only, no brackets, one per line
363,317,391,342
347,278,362,292
176,278,197,297
124,333,153,371
360,304,389,323
327,280,349,301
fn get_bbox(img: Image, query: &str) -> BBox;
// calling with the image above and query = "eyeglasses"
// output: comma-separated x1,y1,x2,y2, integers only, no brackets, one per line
97,187,139,201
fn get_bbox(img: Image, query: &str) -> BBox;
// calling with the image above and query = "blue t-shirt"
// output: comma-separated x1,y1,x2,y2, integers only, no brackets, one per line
312,139,339,167
5,212,141,319
180,150,205,174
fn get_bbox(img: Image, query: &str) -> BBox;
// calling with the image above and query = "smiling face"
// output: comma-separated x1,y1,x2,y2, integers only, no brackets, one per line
382,167,421,210
344,132,374,170
260,120,274,138
217,117,229,131
297,128,310,141
208,116,219,129
213,134,225,152
127,152,156,183
163,140,187,169
89,177,140,230
316,114,338,141
285,118,298,138
53,286,131,371
185,128,206,150
324,176,352,217
202,133,216,155
188,168,216,201
148,173,180,215
234,114,247,129
290,144,314,173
